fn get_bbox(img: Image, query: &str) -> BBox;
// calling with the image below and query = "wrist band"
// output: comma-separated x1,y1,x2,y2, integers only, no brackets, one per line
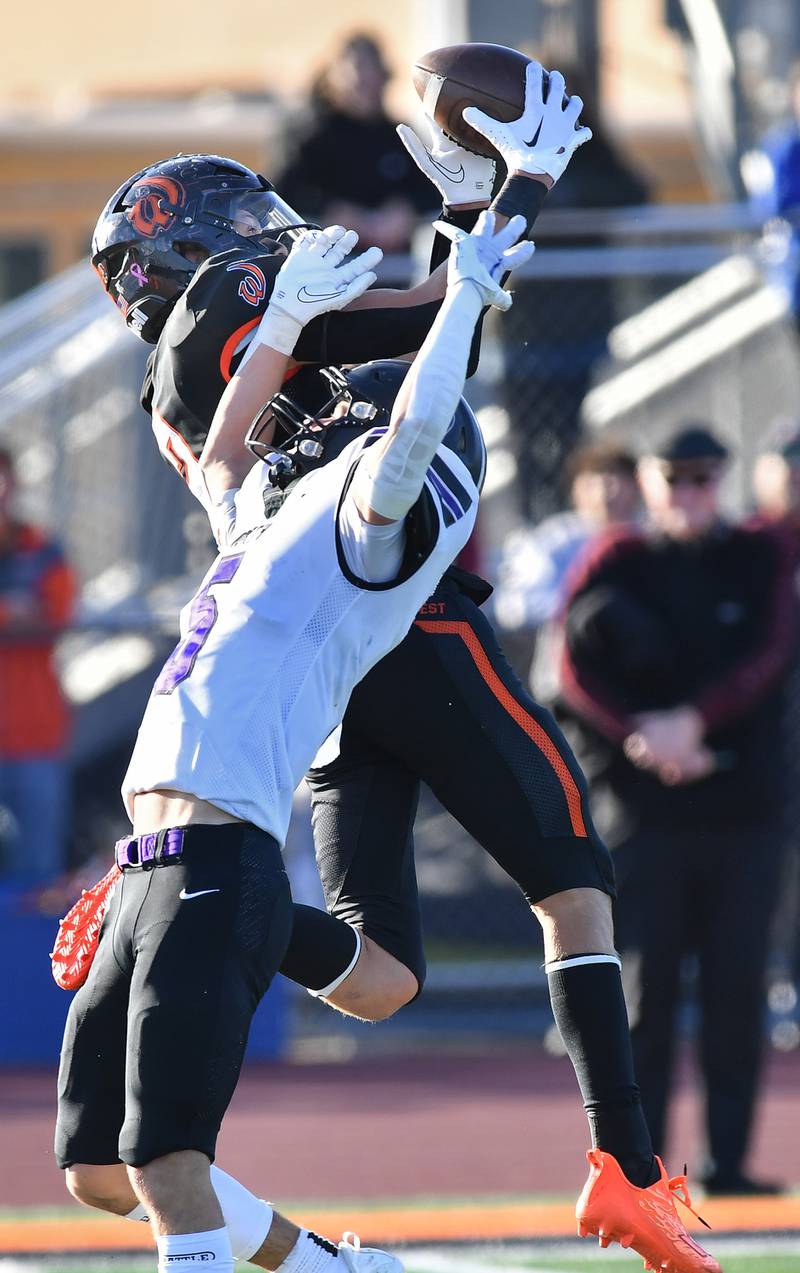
430,205,480,273
493,173,549,233
252,308,302,357
440,205,481,232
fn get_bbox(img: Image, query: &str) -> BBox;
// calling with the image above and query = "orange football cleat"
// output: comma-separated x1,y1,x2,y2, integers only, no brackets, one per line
50,864,121,991
576,1149,722,1273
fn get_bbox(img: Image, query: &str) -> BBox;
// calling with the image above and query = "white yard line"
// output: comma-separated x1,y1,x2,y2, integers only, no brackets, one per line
404,1255,565,1273
403,1233,800,1268
3,1234,800,1270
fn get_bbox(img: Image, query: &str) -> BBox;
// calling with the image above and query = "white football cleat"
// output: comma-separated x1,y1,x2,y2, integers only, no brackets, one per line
337,1232,403,1273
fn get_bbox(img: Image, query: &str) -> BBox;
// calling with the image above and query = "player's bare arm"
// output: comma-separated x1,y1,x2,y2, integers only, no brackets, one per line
341,260,449,309
200,342,292,511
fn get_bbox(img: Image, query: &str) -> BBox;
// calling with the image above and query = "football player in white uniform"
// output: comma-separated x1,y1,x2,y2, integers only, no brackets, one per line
55,211,534,1273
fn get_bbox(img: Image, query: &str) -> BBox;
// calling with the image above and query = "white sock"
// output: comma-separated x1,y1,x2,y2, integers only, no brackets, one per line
156,1227,233,1272
277,1228,340,1273
124,1169,271,1262
210,1165,273,1261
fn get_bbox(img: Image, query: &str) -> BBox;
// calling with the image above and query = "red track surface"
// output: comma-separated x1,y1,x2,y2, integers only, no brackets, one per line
2,1046,798,1210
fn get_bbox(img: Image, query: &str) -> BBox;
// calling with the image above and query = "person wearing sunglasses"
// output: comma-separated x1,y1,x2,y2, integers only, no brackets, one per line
548,422,796,1197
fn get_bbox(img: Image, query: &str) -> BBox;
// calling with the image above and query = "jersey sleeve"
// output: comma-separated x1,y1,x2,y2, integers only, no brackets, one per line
333,432,479,592
293,301,442,367
143,247,286,457
141,248,285,518
337,498,407,583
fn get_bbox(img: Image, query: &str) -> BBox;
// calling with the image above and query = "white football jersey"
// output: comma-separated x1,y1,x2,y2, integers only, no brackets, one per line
123,431,478,844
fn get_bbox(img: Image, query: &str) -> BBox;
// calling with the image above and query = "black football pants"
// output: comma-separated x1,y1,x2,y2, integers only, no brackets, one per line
294,574,614,988
612,821,785,1176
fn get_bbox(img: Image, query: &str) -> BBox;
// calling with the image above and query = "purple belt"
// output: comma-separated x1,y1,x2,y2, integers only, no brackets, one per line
115,827,186,870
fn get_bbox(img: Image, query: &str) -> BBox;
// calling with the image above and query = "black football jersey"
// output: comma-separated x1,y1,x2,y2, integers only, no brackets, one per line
141,247,286,459
137,237,487,601
141,246,442,476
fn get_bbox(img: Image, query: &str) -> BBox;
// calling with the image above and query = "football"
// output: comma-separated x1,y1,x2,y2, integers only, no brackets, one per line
412,43,533,159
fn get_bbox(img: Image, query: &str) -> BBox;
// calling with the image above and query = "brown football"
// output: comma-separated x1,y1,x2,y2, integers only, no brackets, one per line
412,43,533,159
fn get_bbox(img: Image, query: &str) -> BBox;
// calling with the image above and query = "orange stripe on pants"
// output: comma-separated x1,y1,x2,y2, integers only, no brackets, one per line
414,618,588,838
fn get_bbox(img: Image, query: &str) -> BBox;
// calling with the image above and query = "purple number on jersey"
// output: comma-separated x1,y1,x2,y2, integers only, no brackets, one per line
154,553,245,695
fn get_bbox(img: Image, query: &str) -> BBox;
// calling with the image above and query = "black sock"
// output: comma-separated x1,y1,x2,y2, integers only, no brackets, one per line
279,903,359,992
546,956,658,1188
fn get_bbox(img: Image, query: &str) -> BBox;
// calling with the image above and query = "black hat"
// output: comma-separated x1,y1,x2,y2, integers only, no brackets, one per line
651,424,728,464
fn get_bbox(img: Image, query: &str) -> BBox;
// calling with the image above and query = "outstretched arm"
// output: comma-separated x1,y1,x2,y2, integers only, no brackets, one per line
199,225,382,544
383,61,591,373
341,62,591,319
350,212,534,526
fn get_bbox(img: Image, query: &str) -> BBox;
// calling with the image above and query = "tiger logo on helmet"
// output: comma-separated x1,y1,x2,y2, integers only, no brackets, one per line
91,153,311,343
126,175,186,239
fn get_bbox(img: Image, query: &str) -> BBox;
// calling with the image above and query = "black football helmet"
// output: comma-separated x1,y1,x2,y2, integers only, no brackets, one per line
246,360,487,492
91,153,313,343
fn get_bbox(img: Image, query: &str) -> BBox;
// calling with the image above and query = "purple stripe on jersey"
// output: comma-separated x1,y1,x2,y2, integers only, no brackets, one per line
428,468,465,522
431,453,473,514
355,425,389,454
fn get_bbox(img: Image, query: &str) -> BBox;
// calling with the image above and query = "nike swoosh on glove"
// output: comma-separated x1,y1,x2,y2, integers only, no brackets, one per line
254,226,384,356
463,61,591,184
396,119,495,206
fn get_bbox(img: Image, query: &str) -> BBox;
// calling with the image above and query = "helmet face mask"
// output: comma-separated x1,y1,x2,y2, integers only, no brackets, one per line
92,153,313,342
245,360,486,495
246,367,383,489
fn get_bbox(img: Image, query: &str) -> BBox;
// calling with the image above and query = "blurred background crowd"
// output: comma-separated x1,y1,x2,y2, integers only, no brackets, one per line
2,0,800,1192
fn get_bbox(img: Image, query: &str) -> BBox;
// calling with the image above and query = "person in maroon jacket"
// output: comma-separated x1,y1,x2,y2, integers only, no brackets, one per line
751,417,800,1062
552,424,796,1196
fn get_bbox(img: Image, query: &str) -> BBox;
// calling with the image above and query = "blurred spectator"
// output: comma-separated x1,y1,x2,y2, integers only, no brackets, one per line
752,414,800,525
501,63,649,522
549,424,796,1194
274,32,437,257
750,60,800,332
751,416,800,1037
493,436,640,636
0,449,75,880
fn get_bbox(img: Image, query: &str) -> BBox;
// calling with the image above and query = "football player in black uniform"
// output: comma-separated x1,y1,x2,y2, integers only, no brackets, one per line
59,211,533,1273
78,64,719,1273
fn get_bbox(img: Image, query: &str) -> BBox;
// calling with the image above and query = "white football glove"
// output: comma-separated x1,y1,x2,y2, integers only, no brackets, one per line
433,210,535,311
255,226,383,356
396,118,495,207
463,61,592,184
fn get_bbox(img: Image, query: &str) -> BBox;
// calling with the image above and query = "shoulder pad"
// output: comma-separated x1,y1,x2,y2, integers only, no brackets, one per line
183,246,284,316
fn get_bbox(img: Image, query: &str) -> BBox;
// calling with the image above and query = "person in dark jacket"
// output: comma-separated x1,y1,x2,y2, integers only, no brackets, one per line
751,417,800,1048
274,33,436,257
499,63,649,522
552,424,796,1195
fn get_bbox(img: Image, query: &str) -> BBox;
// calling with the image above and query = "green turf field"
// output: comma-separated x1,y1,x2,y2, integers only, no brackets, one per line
2,1239,798,1273
503,1257,798,1273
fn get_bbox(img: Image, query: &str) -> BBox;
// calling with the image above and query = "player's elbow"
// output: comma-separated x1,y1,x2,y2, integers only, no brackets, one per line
359,968,420,1020
327,942,420,1021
